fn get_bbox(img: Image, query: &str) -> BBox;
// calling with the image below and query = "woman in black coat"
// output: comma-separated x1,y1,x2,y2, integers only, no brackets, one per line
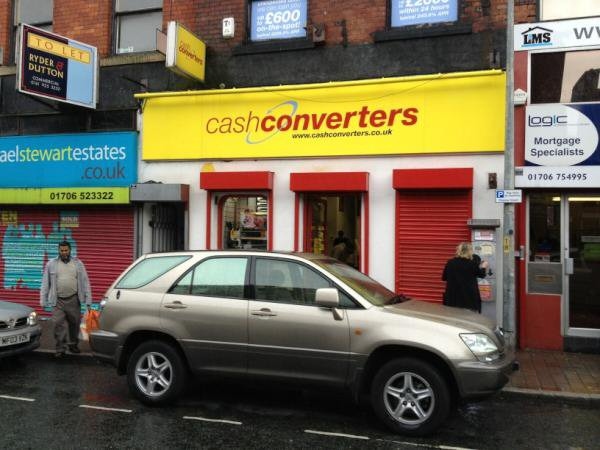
442,242,488,313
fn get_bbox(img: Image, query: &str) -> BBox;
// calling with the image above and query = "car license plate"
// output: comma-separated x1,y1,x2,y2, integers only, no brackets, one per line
0,333,30,347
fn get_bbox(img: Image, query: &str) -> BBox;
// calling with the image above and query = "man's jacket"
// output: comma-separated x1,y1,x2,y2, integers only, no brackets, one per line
40,257,92,307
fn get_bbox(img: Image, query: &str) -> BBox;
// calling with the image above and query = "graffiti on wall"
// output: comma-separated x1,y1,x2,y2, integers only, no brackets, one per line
1,216,78,290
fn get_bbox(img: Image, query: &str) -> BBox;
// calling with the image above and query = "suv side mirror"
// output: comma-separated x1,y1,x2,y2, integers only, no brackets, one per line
315,288,340,308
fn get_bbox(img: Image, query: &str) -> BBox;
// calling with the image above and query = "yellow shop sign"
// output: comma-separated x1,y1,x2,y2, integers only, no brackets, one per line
137,70,505,160
166,21,206,82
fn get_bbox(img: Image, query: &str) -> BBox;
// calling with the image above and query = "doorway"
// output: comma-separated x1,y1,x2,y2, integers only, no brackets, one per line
565,195,600,334
303,193,360,268
528,193,600,338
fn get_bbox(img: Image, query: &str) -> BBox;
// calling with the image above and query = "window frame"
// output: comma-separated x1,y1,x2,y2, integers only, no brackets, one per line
113,0,163,55
12,0,53,63
389,0,459,29
247,0,309,43
374,0,471,43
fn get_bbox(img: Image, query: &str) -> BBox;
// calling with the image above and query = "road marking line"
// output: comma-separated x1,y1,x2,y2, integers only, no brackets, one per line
0,394,35,402
79,404,132,413
304,430,369,440
375,439,476,450
183,416,242,425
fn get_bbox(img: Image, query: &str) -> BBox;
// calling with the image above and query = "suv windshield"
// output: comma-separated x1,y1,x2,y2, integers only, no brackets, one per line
313,258,404,306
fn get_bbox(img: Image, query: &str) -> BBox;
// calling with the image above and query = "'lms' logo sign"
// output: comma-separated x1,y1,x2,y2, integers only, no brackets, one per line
521,26,553,48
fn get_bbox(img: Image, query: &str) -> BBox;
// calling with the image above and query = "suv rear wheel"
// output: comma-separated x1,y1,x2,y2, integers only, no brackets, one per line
371,357,450,436
126,340,187,405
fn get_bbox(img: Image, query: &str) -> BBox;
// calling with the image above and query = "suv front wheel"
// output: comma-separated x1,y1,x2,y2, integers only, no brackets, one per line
371,357,450,436
126,340,188,405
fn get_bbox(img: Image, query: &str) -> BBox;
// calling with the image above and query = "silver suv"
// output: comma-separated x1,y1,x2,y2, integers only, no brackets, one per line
91,251,517,436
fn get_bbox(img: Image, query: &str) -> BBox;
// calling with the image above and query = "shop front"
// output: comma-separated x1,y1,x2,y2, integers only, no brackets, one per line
0,132,138,313
135,70,506,323
514,17,600,352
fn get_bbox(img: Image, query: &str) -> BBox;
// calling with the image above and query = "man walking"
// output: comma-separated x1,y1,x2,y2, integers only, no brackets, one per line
40,240,92,357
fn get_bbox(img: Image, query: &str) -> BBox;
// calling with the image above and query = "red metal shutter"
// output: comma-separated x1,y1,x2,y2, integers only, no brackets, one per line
395,190,472,303
0,206,134,315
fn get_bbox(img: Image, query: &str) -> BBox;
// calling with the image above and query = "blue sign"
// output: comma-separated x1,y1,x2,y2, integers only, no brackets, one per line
250,0,307,41
0,132,138,188
391,0,458,28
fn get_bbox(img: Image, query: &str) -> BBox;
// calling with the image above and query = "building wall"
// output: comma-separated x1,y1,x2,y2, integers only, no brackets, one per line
138,154,504,291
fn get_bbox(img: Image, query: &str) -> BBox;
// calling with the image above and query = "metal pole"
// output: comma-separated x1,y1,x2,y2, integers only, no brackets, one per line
502,0,516,344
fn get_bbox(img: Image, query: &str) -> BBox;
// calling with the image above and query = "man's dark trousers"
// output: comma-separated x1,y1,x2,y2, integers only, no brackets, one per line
53,294,80,352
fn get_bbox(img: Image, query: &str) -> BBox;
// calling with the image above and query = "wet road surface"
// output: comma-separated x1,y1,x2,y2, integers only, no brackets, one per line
1,352,599,449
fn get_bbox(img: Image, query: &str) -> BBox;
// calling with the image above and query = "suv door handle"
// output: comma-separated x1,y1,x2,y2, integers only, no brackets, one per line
164,300,188,310
251,308,277,317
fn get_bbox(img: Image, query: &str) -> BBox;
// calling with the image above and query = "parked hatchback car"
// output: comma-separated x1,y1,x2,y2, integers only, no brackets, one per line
0,300,41,358
91,251,517,436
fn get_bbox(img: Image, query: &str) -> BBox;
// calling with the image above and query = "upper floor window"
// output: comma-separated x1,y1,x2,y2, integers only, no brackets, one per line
540,0,600,21
390,0,458,28
14,0,52,28
115,0,162,54
249,0,307,42
13,0,53,61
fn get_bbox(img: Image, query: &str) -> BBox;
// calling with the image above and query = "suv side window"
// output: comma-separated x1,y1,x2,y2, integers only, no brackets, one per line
116,256,191,289
172,257,248,299
255,258,358,307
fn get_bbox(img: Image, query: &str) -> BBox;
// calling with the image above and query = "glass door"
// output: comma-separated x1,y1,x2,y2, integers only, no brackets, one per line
565,196,600,335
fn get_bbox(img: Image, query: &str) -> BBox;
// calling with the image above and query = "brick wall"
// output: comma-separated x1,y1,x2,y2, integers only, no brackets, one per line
53,0,112,56
0,0,539,63
0,0,12,65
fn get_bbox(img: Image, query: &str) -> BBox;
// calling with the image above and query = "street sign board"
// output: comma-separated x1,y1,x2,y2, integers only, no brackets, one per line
495,189,522,203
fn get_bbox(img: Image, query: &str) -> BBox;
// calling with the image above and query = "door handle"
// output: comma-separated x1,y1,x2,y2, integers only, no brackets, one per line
251,308,277,317
565,258,574,275
164,300,188,309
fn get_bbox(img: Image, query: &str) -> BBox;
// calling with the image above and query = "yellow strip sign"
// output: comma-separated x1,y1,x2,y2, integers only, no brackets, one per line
0,187,130,204
27,32,91,64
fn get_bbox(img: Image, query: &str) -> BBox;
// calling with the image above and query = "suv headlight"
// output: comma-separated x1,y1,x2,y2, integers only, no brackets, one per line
460,333,500,362
28,311,38,326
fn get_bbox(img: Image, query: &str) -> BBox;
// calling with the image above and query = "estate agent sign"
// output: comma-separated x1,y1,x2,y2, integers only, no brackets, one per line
17,24,98,109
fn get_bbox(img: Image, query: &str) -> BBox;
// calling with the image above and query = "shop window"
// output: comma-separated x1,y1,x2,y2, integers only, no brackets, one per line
540,0,600,20
13,0,53,62
531,49,600,104
529,193,561,263
221,195,268,250
115,0,162,54
305,194,360,269
389,0,458,28
248,0,308,42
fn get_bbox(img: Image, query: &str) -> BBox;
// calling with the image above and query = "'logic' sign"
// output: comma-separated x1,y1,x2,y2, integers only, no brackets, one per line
17,24,98,109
